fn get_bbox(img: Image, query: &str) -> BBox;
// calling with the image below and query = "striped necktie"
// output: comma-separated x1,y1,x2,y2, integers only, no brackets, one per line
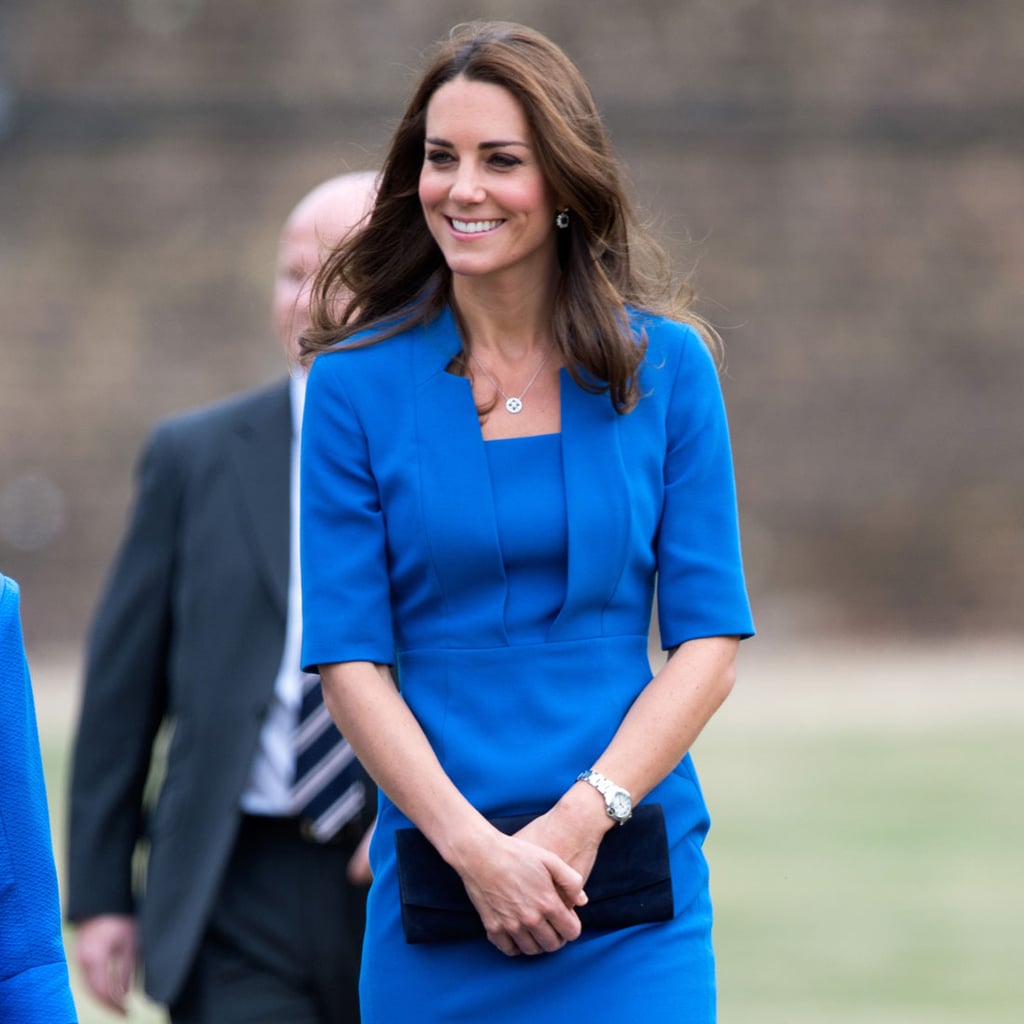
292,671,366,841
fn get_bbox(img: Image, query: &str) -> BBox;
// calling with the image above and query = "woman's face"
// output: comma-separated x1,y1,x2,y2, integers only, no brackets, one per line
419,76,559,288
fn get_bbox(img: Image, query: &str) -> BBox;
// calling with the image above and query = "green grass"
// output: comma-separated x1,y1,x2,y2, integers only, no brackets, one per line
37,645,1023,1023
699,727,1024,1023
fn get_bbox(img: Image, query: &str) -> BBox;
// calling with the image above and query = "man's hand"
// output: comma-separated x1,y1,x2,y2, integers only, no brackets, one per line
347,819,375,886
75,914,138,1014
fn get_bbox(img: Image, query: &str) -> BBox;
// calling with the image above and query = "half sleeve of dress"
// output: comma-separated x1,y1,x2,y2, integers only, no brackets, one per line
655,329,755,648
300,353,395,669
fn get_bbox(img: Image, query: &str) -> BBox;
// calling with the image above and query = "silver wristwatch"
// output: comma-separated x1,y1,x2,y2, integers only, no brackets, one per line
576,768,633,825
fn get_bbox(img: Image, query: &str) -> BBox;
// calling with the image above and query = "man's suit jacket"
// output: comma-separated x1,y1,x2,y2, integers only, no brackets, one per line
67,379,295,1005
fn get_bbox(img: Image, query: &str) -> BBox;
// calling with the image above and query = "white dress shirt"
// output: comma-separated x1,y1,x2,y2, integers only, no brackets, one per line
239,372,307,815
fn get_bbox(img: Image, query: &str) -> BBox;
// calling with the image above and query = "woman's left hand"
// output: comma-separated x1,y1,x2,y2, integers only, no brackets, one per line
514,791,613,895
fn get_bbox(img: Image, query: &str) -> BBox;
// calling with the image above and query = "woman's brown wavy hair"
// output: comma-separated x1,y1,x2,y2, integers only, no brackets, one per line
301,20,711,412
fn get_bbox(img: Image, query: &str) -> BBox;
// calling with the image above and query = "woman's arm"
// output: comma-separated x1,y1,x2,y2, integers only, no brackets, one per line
591,634,738,803
518,326,752,875
318,660,587,957
517,635,739,877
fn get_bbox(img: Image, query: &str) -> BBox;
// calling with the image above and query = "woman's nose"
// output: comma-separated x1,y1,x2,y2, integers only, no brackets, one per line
449,164,484,204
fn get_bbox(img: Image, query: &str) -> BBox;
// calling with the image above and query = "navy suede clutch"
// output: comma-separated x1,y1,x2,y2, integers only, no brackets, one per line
394,803,674,944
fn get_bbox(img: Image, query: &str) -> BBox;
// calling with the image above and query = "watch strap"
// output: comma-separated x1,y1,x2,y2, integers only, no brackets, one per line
576,768,632,824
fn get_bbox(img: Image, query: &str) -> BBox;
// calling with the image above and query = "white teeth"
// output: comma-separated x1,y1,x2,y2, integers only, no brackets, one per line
451,218,502,234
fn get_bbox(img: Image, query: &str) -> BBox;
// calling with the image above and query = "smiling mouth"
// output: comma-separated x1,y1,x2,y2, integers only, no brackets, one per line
449,217,503,234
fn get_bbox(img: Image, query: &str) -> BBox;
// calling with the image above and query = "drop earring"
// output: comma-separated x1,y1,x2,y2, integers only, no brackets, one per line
555,209,570,230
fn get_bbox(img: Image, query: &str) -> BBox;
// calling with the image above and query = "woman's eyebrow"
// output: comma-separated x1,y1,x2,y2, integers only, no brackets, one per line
425,136,529,150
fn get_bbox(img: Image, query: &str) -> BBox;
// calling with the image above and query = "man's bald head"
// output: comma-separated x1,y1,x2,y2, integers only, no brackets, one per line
272,171,377,364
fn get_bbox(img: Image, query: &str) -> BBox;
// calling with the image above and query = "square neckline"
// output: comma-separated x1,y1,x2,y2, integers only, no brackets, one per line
483,431,561,443
444,365,566,444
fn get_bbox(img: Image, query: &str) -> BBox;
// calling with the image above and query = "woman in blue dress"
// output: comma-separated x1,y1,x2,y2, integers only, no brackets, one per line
299,21,754,1022
1,575,78,1022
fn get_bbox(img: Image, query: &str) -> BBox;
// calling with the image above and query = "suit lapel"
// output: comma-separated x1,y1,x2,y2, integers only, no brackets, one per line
548,370,631,641
228,380,291,620
413,310,510,645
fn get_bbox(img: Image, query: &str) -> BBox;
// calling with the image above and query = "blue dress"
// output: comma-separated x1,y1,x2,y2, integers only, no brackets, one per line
300,305,754,1022
0,575,78,1022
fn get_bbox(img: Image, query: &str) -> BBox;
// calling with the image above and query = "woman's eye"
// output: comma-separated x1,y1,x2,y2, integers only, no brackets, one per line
426,150,454,166
489,153,521,169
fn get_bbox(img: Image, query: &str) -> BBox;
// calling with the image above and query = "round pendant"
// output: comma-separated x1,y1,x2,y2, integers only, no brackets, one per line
505,397,523,414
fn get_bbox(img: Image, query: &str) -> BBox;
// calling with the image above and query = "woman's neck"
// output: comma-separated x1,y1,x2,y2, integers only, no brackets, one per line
450,272,557,360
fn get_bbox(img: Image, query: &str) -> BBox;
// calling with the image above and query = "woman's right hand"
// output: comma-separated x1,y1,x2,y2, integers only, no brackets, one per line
452,827,588,957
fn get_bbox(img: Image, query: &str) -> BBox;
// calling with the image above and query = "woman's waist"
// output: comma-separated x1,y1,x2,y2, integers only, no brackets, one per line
395,633,654,726
397,632,652,667
392,635,656,813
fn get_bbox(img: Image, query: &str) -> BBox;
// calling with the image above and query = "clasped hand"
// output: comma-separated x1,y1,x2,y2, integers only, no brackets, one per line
456,806,604,957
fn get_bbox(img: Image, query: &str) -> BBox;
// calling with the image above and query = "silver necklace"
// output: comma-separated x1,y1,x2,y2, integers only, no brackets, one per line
468,347,552,414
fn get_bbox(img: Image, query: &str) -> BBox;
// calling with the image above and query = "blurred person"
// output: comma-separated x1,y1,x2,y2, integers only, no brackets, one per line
66,171,378,1023
299,22,753,1024
0,574,78,1023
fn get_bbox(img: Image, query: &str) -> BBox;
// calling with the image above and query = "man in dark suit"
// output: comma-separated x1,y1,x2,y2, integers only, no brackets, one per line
66,171,377,1023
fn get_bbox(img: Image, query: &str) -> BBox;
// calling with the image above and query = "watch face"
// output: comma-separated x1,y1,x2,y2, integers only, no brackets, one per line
609,791,632,821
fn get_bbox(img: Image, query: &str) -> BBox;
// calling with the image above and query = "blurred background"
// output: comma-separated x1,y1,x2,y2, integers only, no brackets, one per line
3,0,1023,646
1,2,1021,1022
